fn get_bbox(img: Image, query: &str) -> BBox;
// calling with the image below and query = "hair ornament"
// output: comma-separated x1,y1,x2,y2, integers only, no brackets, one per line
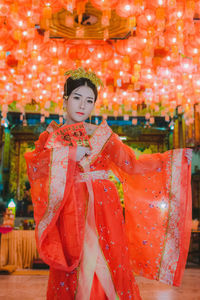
64,67,104,88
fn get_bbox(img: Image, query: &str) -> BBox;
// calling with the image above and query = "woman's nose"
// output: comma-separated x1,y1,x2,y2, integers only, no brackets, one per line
79,99,85,109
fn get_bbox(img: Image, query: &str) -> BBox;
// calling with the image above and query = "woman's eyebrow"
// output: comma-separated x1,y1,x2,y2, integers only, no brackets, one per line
87,96,94,100
74,92,82,96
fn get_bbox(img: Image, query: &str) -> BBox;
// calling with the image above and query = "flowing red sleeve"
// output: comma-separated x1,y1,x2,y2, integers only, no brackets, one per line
104,133,163,174
24,131,78,272
104,133,192,287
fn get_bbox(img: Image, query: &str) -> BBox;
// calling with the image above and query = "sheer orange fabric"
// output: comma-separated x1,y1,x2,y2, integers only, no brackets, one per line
25,120,192,299
103,133,192,286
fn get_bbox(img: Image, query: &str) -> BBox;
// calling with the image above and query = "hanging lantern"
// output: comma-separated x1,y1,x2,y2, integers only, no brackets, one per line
91,0,118,11
116,0,145,18
137,9,156,30
48,40,65,58
68,44,90,61
6,54,18,68
92,44,114,63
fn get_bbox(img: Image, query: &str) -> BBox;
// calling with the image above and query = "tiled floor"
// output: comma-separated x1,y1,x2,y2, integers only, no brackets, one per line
0,268,199,300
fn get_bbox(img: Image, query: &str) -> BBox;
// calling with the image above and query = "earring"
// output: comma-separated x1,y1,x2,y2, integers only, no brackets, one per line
63,95,68,101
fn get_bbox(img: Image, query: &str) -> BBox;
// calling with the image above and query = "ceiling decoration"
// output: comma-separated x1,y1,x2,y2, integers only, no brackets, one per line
0,0,200,145
48,2,130,40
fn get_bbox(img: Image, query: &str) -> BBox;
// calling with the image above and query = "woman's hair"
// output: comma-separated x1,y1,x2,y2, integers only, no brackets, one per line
63,77,98,101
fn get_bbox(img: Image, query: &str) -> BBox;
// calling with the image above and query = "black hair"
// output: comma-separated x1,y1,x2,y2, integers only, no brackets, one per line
63,77,98,102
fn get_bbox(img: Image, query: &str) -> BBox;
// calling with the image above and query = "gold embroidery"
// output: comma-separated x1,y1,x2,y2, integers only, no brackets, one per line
79,121,112,169
38,147,69,240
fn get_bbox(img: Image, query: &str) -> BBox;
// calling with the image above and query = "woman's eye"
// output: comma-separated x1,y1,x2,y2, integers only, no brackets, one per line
87,100,94,104
74,96,80,100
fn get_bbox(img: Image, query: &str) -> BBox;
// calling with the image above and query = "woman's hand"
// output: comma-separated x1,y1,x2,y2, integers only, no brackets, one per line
76,146,91,161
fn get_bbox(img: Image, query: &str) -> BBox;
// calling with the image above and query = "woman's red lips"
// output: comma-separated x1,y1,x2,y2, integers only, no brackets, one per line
76,112,84,115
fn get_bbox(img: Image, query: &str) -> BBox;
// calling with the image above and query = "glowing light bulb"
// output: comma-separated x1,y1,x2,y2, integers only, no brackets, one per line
113,97,117,102
193,48,198,54
32,65,37,71
52,47,57,53
172,37,176,43
177,11,182,18
18,21,23,26
183,63,189,69
37,55,42,61
166,56,171,61
28,74,32,79
146,15,152,21
33,45,37,50
103,92,107,98
47,77,51,82
177,85,182,90
86,59,90,64
23,88,28,93
97,53,102,58
147,74,152,79
196,80,200,86
114,59,119,64
23,31,27,36
127,47,131,52
123,91,127,96
120,71,123,76
165,69,170,75
58,60,62,65
125,5,131,11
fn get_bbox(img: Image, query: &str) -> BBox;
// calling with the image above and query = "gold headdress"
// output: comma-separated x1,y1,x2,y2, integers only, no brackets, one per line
64,67,104,88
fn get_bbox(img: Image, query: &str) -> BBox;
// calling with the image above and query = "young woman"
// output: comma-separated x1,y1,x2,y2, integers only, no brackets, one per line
25,68,192,300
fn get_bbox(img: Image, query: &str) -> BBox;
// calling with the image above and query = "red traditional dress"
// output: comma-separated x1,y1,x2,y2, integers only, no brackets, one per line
25,120,192,300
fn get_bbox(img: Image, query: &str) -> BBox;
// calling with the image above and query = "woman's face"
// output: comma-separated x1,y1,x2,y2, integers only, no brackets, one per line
64,85,95,124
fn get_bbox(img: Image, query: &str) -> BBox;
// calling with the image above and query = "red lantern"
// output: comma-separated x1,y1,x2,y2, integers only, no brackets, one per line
92,44,114,62
47,40,65,58
116,0,146,18
6,54,18,68
137,9,156,29
91,0,118,11
68,44,90,61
